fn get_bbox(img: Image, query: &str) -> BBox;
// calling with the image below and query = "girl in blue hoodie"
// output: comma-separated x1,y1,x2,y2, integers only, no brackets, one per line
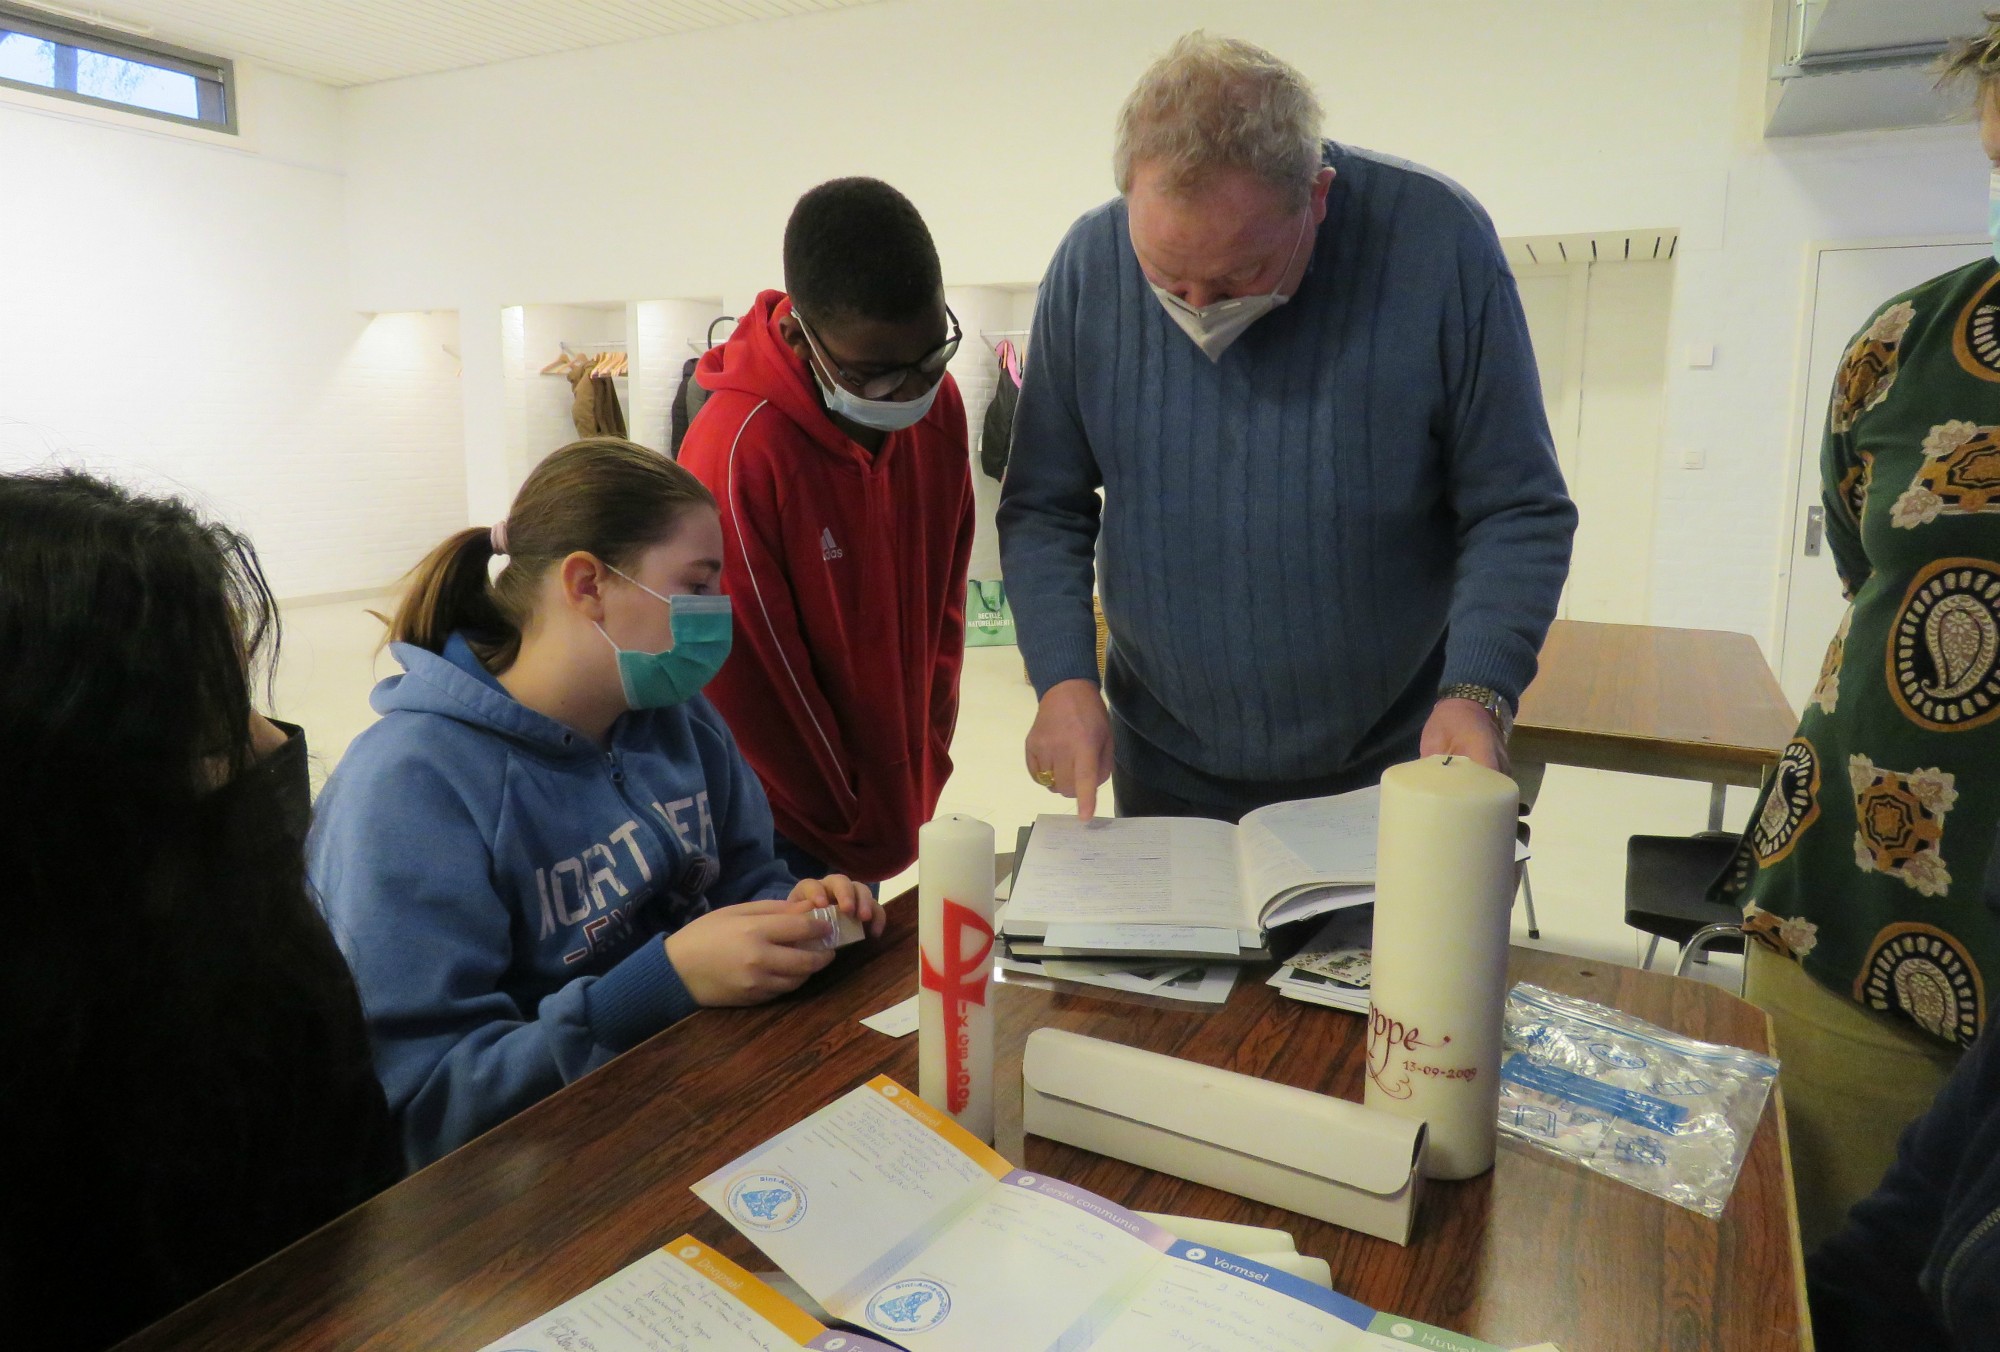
310,437,883,1168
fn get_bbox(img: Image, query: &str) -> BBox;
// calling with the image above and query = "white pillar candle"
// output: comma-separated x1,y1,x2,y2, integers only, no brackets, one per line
918,813,997,1143
1364,754,1519,1180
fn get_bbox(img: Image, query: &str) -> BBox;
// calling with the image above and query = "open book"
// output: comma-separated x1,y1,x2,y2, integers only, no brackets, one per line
999,786,1385,960
694,1074,1500,1352
478,1233,898,1352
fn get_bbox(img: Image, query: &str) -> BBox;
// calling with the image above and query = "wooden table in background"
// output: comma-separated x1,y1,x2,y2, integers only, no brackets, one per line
1514,620,1799,829
119,899,1808,1352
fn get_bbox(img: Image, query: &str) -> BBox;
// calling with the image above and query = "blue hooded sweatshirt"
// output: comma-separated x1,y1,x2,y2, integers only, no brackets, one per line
308,634,795,1168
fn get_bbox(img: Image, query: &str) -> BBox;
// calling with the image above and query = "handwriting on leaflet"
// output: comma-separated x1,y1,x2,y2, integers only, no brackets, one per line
1091,1258,1374,1352
692,1085,1002,1305
481,1246,822,1352
816,1095,991,1206
964,1185,1143,1279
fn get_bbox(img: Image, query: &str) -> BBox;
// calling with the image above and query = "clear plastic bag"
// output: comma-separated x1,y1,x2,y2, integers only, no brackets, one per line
1497,982,1778,1218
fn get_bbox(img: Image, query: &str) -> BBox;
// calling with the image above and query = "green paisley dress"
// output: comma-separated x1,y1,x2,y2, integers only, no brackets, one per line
1729,257,2000,1049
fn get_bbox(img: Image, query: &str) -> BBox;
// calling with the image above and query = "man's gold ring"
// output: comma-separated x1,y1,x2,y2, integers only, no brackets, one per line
1034,768,1057,789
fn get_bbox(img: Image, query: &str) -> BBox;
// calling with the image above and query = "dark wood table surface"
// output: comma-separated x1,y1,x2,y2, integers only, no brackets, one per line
121,898,1809,1352
1515,619,1797,789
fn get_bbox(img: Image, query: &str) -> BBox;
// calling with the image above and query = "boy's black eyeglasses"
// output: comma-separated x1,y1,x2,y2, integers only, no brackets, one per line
795,306,962,400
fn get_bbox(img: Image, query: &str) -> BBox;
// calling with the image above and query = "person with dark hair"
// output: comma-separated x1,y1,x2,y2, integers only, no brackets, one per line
0,469,399,1351
677,176,974,885
308,437,883,1169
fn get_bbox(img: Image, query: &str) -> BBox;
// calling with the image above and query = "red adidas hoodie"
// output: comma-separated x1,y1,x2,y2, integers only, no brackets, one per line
679,291,973,881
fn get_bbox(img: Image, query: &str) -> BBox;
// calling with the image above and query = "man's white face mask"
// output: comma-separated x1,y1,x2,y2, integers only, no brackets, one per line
1148,210,1313,362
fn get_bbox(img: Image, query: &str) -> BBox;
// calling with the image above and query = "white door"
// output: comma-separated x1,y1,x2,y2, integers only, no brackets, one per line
1777,241,1990,707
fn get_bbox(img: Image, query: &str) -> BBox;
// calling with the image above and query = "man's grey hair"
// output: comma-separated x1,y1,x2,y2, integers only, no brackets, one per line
1113,32,1324,209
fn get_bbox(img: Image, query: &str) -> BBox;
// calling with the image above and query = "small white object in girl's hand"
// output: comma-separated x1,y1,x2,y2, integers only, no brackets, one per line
809,905,867,950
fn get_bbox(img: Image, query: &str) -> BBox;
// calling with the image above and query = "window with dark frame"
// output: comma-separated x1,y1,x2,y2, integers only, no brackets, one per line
0,3,232,132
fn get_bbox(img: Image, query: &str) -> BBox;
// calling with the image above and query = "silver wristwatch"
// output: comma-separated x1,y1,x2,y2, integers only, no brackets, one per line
1439,682,1515,739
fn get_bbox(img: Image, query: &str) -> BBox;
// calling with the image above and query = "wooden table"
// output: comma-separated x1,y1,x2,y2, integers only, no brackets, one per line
1514,620,1798,831
119,900,1808,1352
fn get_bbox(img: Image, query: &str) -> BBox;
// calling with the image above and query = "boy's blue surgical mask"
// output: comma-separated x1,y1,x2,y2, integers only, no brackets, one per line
595,567,732,710
796,316,943,432
808,361,942,431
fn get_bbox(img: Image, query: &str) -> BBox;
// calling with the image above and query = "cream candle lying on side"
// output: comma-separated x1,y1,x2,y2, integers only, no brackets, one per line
1364,753,1519,1180
918,813,997,1143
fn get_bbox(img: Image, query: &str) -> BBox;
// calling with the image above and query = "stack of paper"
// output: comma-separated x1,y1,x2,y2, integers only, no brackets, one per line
997,952,1241,1004
1268,907,1374,1014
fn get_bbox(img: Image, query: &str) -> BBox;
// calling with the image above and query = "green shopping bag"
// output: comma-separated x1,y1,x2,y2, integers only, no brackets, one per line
965,578,1015,647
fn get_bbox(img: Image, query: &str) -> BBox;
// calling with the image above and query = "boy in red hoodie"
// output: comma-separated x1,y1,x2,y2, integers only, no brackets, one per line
679,178,974,882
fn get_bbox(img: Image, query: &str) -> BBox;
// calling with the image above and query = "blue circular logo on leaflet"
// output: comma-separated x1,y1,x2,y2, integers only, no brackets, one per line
727,1172,807,1231
867,1278,953,1333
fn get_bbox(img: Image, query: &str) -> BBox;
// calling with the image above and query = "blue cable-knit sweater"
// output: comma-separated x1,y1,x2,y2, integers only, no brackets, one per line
998,141,1576,795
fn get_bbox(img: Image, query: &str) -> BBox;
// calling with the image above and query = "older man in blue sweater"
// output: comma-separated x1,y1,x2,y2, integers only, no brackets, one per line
999,33,1576,822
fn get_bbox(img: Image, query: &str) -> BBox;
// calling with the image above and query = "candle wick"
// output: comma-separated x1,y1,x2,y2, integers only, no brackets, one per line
1443,755,1455,766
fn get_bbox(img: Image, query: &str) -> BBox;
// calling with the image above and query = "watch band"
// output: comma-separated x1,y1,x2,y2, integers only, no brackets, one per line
1439,682,1514,738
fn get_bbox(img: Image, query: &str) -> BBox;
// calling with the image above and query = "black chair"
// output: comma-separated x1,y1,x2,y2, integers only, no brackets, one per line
1624,832,1744,975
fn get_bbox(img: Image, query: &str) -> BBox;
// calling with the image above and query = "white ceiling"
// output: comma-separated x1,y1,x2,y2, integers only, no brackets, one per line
2,0,896,87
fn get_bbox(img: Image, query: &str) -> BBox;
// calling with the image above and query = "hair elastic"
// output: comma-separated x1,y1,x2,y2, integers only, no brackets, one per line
489,520,509,556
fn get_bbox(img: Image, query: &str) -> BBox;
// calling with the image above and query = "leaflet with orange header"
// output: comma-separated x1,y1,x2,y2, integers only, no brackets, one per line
477,1233,898,1351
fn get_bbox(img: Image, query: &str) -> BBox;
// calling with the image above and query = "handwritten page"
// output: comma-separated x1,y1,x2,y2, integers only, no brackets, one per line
1005,815,1247,929
693,1080,1007,1302
1090,1245,1379,1352
837,1176,1165,1348
478,1236,896,1352
1235,787,1382,915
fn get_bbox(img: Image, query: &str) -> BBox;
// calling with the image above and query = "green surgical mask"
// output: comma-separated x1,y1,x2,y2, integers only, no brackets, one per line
595,568,732,710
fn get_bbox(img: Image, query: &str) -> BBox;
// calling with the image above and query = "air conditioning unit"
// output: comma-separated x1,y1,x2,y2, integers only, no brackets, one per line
1766,0,1985,137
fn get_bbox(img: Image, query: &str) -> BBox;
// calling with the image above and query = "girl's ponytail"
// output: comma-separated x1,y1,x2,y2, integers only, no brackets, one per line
388,527,517,665
386,437,715,672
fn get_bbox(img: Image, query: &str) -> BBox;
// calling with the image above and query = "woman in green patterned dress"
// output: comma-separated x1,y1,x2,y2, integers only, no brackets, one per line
1725,31,2000,1248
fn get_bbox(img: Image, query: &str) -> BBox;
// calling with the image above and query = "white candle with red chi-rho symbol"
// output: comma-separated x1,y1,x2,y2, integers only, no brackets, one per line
1364,754,1519,1180
918,813,997,1143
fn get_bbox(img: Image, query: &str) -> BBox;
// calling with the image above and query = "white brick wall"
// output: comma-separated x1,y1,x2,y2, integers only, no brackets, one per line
632,299,725,455
945,286,1037,581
